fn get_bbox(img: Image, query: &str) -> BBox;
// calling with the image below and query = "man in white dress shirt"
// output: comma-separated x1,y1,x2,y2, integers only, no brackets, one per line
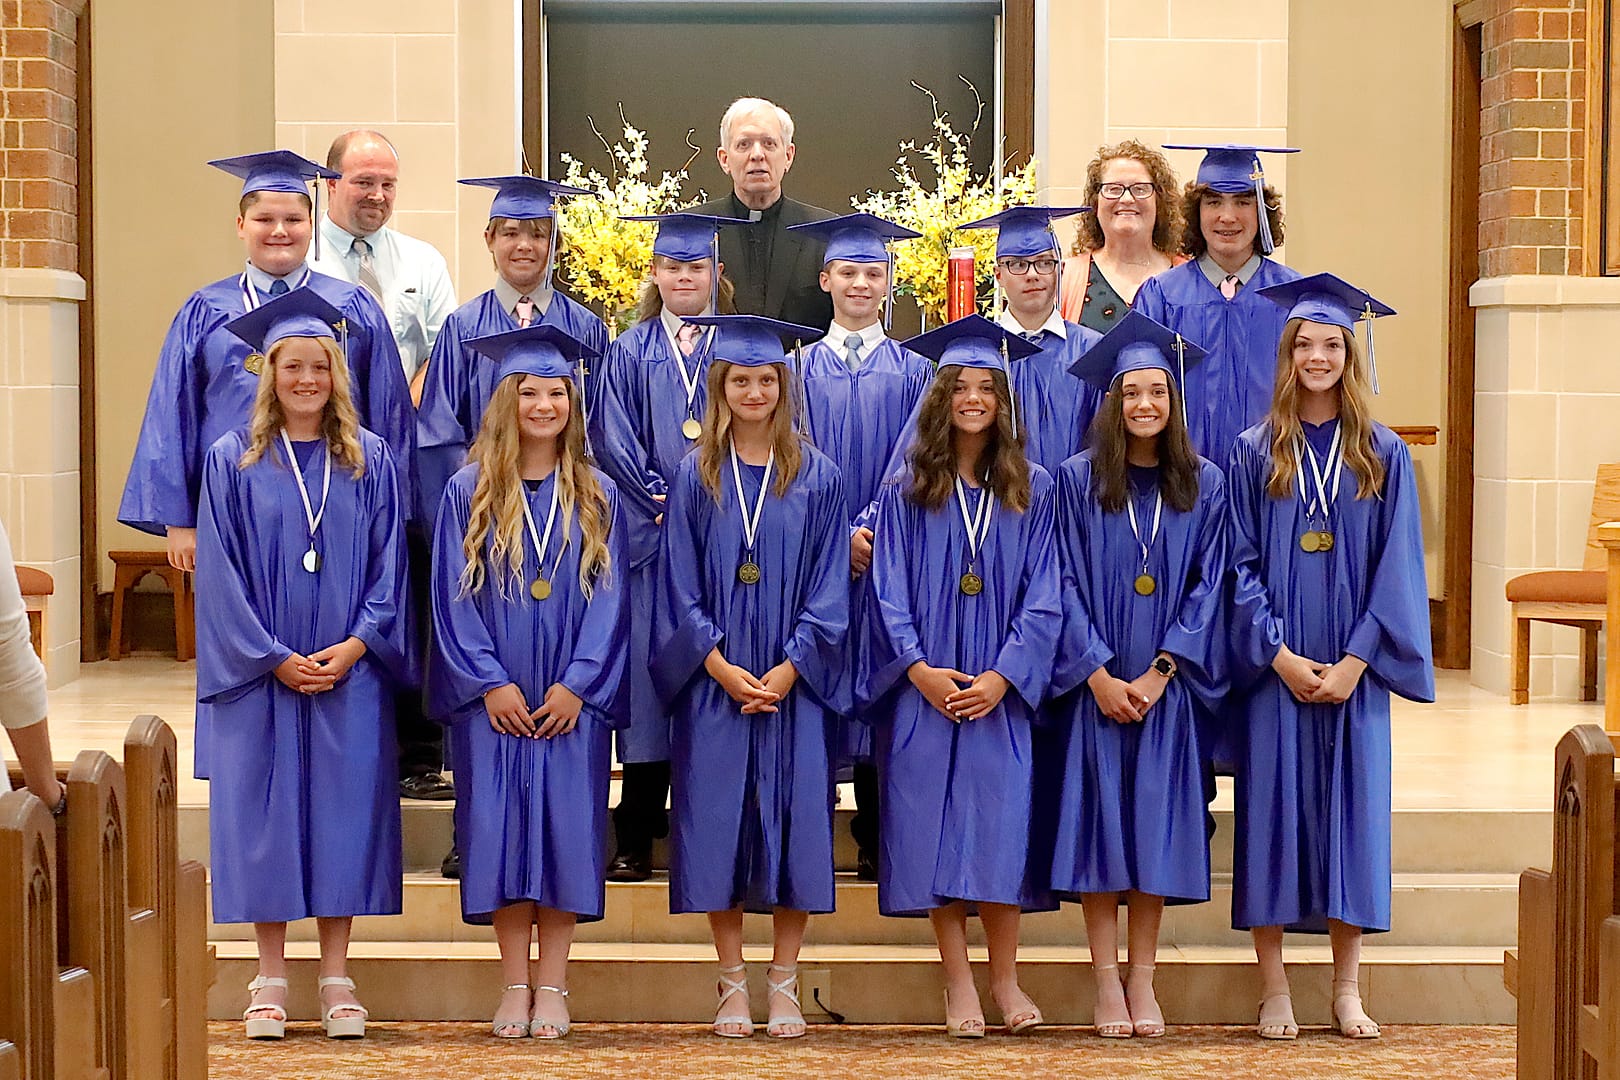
313,129,457,405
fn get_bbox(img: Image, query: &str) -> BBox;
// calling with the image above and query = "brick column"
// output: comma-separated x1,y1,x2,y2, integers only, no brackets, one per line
2,0,84,271
1478,0,1586,276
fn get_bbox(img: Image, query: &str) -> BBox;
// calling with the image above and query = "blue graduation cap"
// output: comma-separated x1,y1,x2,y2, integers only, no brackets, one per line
788,213,922,331
1163,143,1299,254
901,314,1042,431
957,205,1089,260
681,314,823,368
1254,271,1396,393
210,150,342,258
464,324,603,385
224,286,347,357
620,212,750,314
1067,309,1207,425
461,175,594,294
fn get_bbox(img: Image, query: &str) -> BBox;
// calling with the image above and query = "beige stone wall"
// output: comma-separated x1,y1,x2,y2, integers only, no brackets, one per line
272,0,520,300
1470,276,1620,697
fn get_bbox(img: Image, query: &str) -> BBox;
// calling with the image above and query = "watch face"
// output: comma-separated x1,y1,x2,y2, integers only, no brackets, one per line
1154,657,1174,675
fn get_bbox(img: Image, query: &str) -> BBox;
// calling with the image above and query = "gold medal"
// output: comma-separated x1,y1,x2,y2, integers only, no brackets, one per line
530,577,552,601
245,353,266,375
1316,530,1334,552
1134,573,1156,596
737,561,762,585
959,572,983,596
1299,530,1321,553
682,417,702,440
302,548,320,574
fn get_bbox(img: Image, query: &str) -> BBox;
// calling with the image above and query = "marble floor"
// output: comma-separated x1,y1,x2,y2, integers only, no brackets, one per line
33,658,1610,810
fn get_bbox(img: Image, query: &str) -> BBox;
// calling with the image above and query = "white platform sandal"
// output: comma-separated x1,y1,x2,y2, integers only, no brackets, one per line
318,975,369,1039
243,974,288,1040
713,963,754,1038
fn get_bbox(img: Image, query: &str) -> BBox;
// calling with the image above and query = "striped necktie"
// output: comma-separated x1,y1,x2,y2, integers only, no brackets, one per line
353,237,383,301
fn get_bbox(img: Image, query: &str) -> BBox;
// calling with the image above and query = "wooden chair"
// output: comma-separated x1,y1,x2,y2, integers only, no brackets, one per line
13,566,51,667
106,552,193,662
1507,463,1620,704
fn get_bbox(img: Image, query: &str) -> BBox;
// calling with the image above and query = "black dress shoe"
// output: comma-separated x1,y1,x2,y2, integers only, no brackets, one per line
606,849,652,882
440,845,461,879
400,772,456,801
855,848,878,882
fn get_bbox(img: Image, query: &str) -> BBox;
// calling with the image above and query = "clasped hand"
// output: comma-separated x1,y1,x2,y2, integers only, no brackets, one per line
706,649,797,715
908,661,1009,722
273,636,366,695
1087,664,1168,724
1272,644,1367,704
483,681,584,738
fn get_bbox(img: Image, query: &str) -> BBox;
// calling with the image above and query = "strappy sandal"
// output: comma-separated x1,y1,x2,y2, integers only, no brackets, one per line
1126,963,1165,1038
765,964,807,1039
318,975,368,1039
713,963,754,1038
530,984,571,1039
243,974,288,1040
1332,979,1381,1039
943,985,985,1038
1092,963,1133,1038
491,983,530,1039
993,985,1043,1035
1257,991,1299,1040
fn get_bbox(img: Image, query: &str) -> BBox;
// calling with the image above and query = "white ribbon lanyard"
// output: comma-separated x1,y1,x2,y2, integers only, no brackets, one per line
280,428,331,547
954,476,995,563
520,473,569,581
669,326,711,418
240,266,312,311
1125,487,1163,572
729,440,775,556
1295,423,1344,524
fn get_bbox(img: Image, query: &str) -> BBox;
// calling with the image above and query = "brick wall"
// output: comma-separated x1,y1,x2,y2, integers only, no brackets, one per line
1479,0,1587,277
1,0,82,272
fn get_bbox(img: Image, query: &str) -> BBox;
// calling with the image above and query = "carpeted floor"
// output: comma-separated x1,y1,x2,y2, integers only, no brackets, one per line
207,1022,1515,1079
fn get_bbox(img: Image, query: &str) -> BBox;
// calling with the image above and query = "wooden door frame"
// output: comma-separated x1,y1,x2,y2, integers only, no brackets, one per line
77,2,102,660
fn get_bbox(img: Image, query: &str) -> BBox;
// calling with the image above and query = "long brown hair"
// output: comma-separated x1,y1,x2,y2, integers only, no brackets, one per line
1178,182,1286,259
1073,140,1184,255
1085,372,1201,513
1265,320,1385,500
459,375,614,598
634,258,738,323
695,360,805,502
238,336,366,477
905,365,1031,514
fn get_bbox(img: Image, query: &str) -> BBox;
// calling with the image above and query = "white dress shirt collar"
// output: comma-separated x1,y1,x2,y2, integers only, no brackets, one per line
494,277,553,321
827,319,886,367
997,306,1067,342
659,305,714,355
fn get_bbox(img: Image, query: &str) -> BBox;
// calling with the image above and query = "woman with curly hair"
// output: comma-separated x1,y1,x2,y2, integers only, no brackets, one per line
1228,274,1433,1041
195,289,412,1042
1059,140,1188,332
859,316,1061,1039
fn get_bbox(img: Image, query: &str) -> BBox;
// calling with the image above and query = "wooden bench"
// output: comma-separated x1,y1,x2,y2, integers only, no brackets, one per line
14,566,51,666
1505,724,1620,1080
107,551,193,662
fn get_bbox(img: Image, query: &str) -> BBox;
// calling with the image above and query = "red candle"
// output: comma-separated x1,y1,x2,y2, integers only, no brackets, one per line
947,246,976,322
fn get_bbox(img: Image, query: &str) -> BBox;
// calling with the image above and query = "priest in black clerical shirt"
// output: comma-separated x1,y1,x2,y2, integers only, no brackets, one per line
690,97,834,330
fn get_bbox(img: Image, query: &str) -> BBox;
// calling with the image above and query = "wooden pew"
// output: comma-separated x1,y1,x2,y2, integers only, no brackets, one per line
0,1041,19,1080
1507,724,1619,1080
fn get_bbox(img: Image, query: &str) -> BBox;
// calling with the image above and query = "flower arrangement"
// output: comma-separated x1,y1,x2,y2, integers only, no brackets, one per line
554,112,702,334
852,80,1039,325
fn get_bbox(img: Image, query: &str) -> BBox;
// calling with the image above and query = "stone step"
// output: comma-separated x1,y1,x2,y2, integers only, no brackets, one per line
178,801,1553,877
207,940,1514,1025
207,869,1519,949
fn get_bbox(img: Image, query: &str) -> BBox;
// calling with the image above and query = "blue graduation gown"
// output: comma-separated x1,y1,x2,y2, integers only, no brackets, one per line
1226,419,1434,934
801,336,932,764
1009,323,1105,475
416,288,610,524
652,449,850,915
1047,455,1229,904
1132,258,1303,465
119,271,418,534
194,429,410,924
858,468,1062,916
429,465,630,923
591,319,714,763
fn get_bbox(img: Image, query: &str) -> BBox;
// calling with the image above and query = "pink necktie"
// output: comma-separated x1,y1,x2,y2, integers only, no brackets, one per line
677,323,701,357
1220,275,1240,301
515,295,534,327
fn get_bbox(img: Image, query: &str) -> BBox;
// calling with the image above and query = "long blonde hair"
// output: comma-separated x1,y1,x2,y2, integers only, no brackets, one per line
694,360,805,502
1265,319,1386,500
238,336,366,476
458,375,613,598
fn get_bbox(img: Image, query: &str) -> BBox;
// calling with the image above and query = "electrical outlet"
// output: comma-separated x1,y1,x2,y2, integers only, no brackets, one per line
800,968,833,1016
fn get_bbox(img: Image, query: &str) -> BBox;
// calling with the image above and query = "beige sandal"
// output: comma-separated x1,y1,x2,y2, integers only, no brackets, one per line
530,984,571,1039
1126,963,1165,1038
1332,979,1381,1039
492,983,531,1039
1092,963,1133,1038
243,975,288,1040
318,975,368,1039
1257,991,1299,1040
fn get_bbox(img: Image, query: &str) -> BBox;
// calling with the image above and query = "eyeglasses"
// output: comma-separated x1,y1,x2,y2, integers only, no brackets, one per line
997,257,1058,276
1098,182,1157,200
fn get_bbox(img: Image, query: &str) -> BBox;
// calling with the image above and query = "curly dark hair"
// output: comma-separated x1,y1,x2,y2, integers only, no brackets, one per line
1072,140,1184,256
1178,183,1285,259
905,365,1031,515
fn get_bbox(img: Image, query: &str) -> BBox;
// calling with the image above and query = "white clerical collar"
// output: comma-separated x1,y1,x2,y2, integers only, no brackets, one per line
997,306,1067,342
243,261,307,294
494,277,553,319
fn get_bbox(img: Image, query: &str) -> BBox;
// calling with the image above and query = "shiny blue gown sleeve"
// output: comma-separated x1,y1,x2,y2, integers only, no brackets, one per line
649,463,724,707
990,473,1062,711
559,486,634,725
1050,458,1115,697
859,478,928,707
427,468,513,716
1226,429,1286,686
332,282,418,522
593,330,670,567
1158,462,1231,712
347,439,412,686
779,461,850,713
118,294,217,534
415,310,475,525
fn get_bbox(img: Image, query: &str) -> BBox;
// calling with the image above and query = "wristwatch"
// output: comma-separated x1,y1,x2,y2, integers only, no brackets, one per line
1151,654,1177,679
